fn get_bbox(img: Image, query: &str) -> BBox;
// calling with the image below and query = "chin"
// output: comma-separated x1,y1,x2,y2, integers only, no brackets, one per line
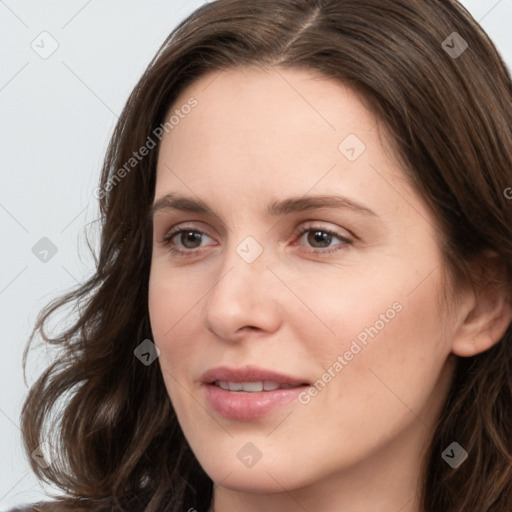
189,437,321,493
202,460,304,493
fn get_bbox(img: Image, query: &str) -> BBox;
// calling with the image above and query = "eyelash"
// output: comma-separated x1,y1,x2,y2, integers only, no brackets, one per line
160,224,352,258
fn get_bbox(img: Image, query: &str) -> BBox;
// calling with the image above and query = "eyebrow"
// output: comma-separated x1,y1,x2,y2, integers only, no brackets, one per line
150,193,377,219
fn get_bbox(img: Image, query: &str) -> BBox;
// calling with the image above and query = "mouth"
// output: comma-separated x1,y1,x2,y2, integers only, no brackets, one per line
201,365,310,388
201,366,311,419
211,380,308,392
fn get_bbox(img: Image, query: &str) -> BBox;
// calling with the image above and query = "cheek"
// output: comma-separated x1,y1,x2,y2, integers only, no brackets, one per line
148,277,197,417
148,264,205,345
148,268,210,385
296,260,451,402
286,268,405,363
314,270,451,430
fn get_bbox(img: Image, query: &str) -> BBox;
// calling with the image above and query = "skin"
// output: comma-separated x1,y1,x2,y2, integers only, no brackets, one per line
148,66,509,512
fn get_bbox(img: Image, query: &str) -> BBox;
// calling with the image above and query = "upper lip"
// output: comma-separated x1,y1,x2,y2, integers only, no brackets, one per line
201,365,309,386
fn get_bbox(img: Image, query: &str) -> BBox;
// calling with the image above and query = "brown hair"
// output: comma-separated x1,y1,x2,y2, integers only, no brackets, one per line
20,1,512,511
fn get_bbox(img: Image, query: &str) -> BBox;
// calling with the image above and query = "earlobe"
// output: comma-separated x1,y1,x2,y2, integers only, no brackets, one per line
451,255,512,358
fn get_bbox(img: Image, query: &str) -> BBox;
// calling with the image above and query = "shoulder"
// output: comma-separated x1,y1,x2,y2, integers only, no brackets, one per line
4,501,93,512
5,503,52,512
4,501,144,512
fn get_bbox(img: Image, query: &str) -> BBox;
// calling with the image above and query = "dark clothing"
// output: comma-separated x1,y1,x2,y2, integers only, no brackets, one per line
6,503,210,512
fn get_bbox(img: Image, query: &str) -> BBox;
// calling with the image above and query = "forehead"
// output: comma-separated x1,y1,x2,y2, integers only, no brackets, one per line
155,66,397,196
167,65,378,148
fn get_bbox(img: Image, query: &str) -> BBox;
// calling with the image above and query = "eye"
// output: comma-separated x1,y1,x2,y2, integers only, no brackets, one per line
159,223,352,258
295,225,352,255
161,227,215,256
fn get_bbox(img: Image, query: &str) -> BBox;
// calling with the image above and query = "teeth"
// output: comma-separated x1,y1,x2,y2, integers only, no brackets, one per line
215,380,296,392
242,381,263,392
263,381,280,391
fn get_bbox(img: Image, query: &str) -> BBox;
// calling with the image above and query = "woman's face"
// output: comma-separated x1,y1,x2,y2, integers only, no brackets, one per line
148,67,459,506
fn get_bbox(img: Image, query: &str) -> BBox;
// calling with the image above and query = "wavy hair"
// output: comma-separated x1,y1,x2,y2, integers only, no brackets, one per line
20,1,512,511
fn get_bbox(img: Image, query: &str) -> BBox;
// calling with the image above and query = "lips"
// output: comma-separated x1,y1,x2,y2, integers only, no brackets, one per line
201,365,310,420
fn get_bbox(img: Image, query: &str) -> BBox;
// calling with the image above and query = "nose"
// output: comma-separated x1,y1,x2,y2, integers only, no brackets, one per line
204,242,283,342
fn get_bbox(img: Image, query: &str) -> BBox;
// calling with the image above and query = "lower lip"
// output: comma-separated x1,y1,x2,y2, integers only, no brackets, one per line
204,384,307,420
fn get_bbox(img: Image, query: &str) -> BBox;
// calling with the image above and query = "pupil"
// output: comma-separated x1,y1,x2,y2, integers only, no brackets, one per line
308,230,331,248
182,231,202,248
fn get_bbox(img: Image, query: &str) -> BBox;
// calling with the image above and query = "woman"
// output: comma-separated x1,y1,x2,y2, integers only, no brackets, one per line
12,0,512,511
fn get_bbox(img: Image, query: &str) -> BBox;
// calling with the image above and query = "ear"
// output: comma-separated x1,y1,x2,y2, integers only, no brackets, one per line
451,251,512,358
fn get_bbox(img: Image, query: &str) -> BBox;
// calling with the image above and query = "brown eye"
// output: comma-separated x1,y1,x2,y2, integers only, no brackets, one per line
307,230,334,248
161,227,215,257
296,226,352,255
177,230,203,249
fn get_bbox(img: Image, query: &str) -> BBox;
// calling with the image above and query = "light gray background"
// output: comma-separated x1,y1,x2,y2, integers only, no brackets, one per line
1,1,511,509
